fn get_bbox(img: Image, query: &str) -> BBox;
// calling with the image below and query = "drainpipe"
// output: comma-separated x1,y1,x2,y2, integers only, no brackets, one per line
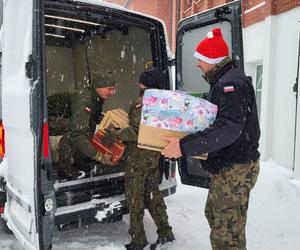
124,0,132,8
180,0,184,19
191,0,195,15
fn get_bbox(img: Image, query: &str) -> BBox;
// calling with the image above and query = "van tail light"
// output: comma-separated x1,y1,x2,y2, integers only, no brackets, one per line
0,207,4,214
0,122,5,158
43,122,49,159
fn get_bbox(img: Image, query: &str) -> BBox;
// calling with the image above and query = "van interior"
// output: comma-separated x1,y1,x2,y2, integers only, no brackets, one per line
44,1,168,213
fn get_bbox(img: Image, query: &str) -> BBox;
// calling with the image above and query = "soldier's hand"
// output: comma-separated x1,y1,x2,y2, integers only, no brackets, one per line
94,153,114,166
101,134,115,148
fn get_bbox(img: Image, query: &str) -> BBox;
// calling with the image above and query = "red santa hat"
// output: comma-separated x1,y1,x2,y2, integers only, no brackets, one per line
194,28,229,64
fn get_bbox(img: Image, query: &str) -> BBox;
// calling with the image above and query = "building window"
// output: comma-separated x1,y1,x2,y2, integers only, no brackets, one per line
256,65,263,121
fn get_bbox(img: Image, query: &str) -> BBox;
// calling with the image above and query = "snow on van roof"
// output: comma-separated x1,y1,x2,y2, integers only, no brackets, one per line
71,0,170,47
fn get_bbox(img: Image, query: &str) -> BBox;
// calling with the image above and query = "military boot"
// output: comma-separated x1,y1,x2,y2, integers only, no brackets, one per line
64,167,84,180
125,242,148,250
52,162,68,180
150,232,175,250
53,163,82,181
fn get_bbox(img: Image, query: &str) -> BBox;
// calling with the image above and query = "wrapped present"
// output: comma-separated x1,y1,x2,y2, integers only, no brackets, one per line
90,130,125,164
141,89,217,133
138,89,217,156
91,109,128,164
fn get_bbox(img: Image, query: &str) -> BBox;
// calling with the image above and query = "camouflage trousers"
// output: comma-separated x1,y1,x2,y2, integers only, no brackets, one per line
205,161,259,250
125,164,173,245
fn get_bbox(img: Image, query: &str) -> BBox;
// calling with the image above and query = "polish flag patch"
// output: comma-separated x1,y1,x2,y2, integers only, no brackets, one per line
224,85,235,93
85,106,91,113
135,103,142,110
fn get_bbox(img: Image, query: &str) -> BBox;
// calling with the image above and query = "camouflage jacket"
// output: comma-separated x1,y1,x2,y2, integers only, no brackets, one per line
110,94,160,168
48,88,103,159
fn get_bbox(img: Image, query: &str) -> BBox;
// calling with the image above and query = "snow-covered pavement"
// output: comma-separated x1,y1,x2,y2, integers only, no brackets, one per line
1,159,300,249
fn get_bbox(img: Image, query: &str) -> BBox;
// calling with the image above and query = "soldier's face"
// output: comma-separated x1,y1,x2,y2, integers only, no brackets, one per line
138,83,147,89
96,86,116,100
197,60,215,74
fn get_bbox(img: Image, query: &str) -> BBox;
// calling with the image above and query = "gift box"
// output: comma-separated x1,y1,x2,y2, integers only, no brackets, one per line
90,130,125,165
91,108,128,164
138,89,217,157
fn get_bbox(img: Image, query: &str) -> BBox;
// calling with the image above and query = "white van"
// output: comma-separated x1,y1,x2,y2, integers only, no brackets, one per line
0,0,243,249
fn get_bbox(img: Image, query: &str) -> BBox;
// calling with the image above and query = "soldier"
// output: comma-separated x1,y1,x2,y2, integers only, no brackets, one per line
48,71,116,180
162,28,260,250
102,67,175,250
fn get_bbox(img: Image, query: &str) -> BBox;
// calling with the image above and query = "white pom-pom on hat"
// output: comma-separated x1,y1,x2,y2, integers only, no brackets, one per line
207,31,214,39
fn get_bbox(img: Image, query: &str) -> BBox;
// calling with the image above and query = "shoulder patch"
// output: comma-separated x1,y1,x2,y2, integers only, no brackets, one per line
85,106,91,113
223,85,235,93
135,103,142,110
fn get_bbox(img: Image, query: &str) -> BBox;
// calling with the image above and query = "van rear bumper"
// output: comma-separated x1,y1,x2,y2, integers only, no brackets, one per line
54,186,176,227
55,194,126,226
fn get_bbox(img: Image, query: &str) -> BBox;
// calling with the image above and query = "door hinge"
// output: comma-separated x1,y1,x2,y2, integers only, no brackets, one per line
168,58,175,67
25,55,36,80
293,78,298,93
214,6,232,18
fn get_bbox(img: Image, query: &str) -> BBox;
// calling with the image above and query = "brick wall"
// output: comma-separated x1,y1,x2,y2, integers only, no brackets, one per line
182,0,228,18
243,0,300,27
179,0,300,27
104,0,127,6
242,0,267,27
274,0,300,14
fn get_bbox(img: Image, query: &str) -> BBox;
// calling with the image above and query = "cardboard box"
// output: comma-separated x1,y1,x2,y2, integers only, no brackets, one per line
137,89,217,160
137,124,207,160
138,124,187,151
91,109,128,164
91,130,125,164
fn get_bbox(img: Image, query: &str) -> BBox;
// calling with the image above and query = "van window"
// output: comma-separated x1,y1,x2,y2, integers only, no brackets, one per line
178,22,232,94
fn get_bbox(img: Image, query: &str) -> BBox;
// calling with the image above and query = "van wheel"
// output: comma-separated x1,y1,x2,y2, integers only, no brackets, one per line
0,218,13,234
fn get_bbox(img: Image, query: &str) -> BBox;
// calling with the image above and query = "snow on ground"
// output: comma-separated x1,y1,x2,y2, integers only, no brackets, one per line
1,159,300,249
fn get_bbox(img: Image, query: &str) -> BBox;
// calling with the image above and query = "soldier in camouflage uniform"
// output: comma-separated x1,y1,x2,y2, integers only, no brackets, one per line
48,71,116,179
162,28,260,249
102,68,174,250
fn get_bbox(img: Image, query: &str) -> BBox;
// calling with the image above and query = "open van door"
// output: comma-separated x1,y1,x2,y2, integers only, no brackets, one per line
2,0,55,249
176,0,243,188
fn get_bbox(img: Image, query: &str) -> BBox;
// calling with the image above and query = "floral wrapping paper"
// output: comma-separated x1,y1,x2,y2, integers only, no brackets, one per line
141,89,218,133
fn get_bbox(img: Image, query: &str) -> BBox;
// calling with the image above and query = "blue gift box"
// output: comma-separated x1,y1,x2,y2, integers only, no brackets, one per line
141,89,217,133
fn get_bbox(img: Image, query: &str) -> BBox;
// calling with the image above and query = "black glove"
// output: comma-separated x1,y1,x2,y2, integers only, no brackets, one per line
101,134,115,148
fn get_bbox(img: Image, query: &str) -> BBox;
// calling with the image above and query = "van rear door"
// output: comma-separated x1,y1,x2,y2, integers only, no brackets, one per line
2,0,55,249
175,0,243,188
